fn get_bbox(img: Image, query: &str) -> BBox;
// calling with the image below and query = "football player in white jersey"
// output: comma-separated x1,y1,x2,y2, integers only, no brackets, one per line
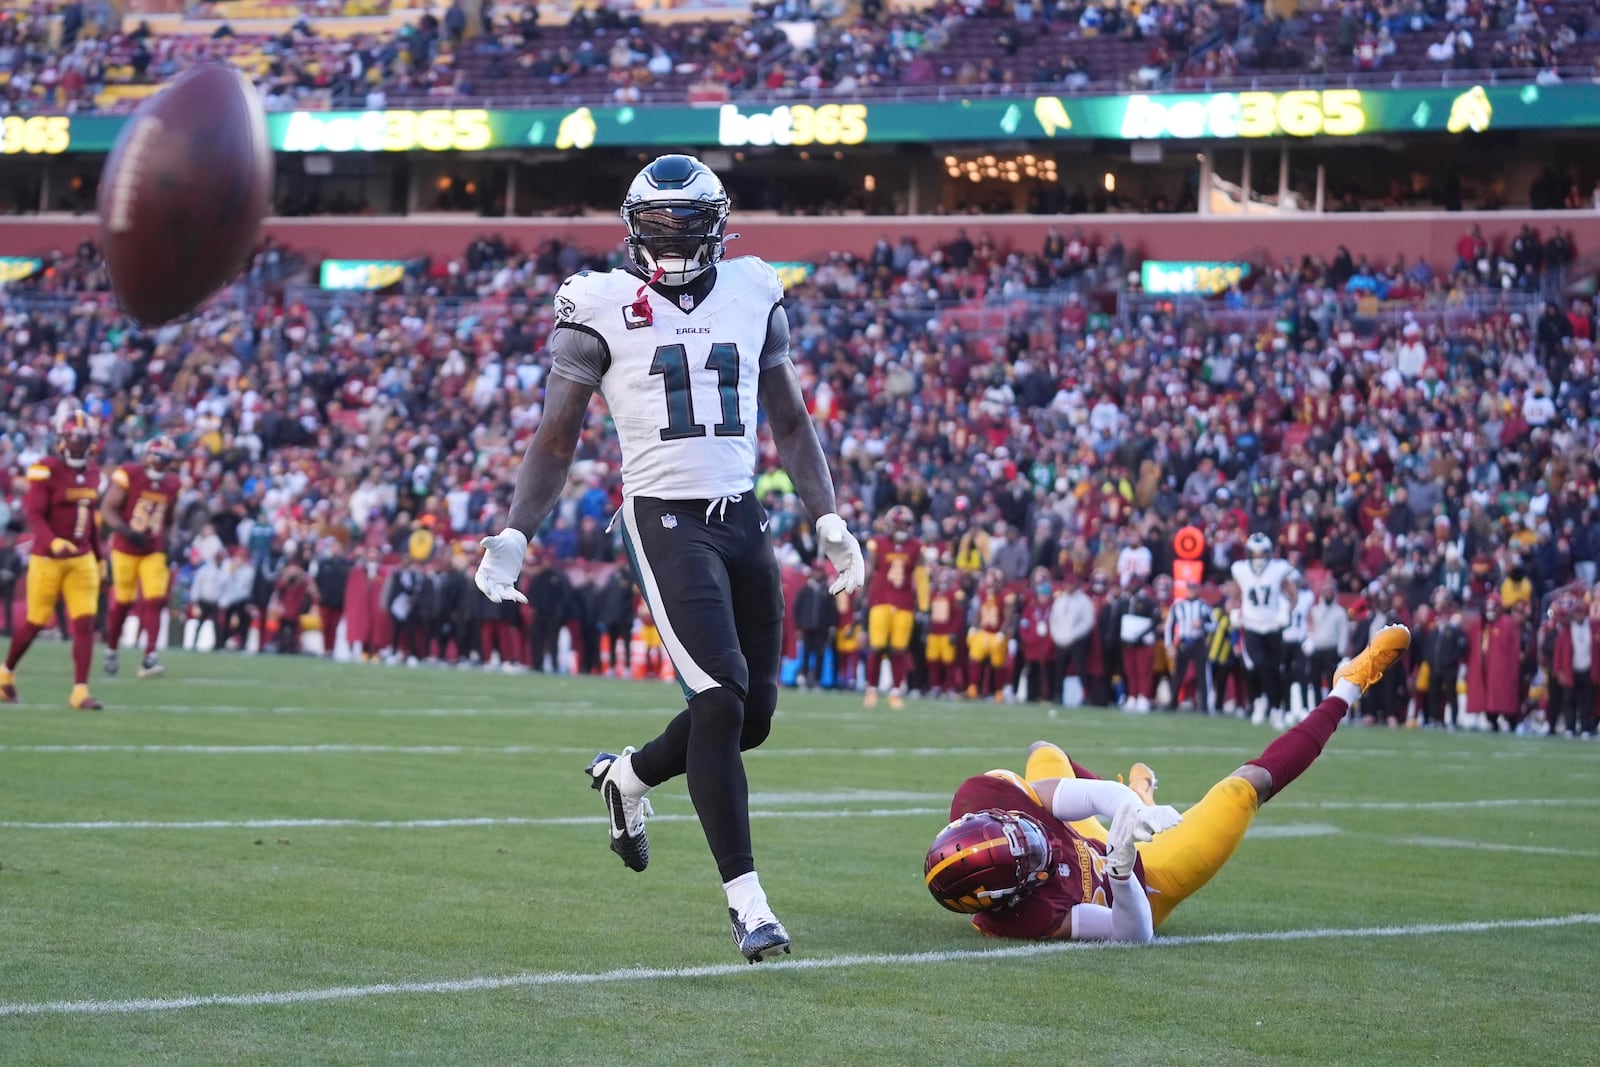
474,154,865,963
1280,571,1316,725
1229,533,1295,728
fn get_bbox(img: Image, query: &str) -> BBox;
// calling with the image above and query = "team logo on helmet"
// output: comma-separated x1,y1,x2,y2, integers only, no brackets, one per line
621,154,731,287
924,809,1054,914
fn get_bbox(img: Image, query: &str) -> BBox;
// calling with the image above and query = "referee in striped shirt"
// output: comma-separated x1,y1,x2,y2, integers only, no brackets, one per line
1165,585,1213,712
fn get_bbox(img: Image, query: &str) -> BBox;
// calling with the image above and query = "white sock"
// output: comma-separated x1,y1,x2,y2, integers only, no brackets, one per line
614,751,651,798
1331,678,1362,707
723,871,772,926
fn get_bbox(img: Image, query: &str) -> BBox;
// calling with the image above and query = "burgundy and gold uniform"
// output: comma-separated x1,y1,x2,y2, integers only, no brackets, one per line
866,535,921,650
863,506,924,704
925,583,966,693
102,435,182,675
943,748,1261,937
947,773,1136,940
108,462,179,603
21,455,102,625
967,588,1008,667
4,407,105,709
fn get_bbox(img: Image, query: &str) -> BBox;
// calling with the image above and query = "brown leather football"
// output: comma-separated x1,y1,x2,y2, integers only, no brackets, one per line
97,61,273,325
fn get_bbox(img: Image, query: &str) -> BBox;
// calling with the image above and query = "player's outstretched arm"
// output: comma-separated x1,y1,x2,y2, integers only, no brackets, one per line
758,356,863,595
1038,776,1181,826
757,358,836,524
476,373,594,604
1065,802,1171,942
506,372,593,538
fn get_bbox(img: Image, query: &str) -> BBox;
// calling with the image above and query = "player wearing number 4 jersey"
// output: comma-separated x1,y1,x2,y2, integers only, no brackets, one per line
474,154,865,962
101,435,180,679
1,409,105,710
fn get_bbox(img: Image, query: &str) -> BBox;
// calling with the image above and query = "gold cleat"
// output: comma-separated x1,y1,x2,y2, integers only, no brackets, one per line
69,685,104,711
0,666,17,704
863,689,879,708
1333,624,1412,695
1123,762,1158,806
887,692,904,710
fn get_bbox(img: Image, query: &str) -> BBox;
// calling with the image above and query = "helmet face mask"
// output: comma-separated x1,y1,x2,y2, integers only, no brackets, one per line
622,154,730,286
54,410,99,469
924,809,1054,914
888,504,914,542
144,434,178,473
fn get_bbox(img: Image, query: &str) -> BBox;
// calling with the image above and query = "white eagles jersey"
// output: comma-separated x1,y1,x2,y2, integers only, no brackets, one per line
548,256,788,500
1231,557,1293,633
1283,588,1314,643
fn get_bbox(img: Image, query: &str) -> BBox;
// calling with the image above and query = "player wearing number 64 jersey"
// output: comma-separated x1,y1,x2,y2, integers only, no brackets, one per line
1,409,105,710
474,154,865,962
101,434,181,680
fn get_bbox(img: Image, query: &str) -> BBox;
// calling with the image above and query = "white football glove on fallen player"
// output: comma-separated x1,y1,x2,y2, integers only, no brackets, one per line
475,528,530,605
816,512,865,596
1104,802,1185,879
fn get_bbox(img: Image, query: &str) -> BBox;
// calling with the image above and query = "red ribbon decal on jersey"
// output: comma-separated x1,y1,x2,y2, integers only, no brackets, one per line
628,267,665,327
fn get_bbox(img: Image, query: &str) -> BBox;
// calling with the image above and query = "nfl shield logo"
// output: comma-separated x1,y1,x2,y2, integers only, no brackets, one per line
678,293,695,312
661,514,678,530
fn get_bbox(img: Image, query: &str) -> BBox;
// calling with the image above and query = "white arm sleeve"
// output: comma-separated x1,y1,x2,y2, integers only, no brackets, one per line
1049,778,1143,823
1068,878,1155,943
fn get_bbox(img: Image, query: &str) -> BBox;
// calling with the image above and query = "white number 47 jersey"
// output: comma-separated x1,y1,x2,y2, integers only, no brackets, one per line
547,256,788,501
1231,557,1293,633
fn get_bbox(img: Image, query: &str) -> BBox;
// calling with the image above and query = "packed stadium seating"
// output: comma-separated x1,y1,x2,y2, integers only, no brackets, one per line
9,0,1600,115
3,219,1594,732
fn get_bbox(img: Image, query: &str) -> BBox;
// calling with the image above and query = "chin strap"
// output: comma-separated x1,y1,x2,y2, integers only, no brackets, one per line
630,266,665,325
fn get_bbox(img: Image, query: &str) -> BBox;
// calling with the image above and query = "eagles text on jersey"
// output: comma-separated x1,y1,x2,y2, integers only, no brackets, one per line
547,257,789,500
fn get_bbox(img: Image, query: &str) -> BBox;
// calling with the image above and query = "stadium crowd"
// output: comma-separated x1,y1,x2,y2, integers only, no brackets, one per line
2,221,1598,738
7,0,1600,118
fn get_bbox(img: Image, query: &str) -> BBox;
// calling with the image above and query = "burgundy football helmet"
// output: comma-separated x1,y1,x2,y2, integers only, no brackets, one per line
54,409,99,469
924,809,1055,914
887,504,914,542
144,434,179,472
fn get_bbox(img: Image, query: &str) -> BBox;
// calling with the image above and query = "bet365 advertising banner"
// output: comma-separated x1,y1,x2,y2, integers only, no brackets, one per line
9,82,1569,155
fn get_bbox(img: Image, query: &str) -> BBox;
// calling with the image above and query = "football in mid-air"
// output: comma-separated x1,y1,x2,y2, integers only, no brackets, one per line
97,61,273,325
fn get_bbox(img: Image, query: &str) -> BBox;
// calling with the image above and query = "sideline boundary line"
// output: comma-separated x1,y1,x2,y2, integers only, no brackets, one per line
1,914,1594,1018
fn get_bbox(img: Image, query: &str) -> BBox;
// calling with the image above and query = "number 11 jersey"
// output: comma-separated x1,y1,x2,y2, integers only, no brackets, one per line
548,257,789,501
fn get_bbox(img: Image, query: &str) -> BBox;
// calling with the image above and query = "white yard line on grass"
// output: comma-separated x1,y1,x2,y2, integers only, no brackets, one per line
1398,836,1600,858
5,797,1598,831
0,808,952,831
1,913,1594,1019
0,742,1465,759
1274,798,1600,811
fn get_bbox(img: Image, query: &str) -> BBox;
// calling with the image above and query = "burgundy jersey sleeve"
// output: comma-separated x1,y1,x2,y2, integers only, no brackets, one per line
950,773,1052,822
24,463,59,548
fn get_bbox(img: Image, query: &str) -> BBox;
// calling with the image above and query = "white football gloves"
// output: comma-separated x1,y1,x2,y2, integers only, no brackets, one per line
816,512,865,596
1104,802,1185,880
475,528,530,605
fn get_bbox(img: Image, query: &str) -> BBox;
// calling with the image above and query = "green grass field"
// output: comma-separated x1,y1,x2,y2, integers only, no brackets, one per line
1,644,1597,1066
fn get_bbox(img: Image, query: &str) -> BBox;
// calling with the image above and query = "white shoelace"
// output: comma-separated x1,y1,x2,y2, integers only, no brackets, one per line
705,494,742,523
622,795,654,836
614,745,653,835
